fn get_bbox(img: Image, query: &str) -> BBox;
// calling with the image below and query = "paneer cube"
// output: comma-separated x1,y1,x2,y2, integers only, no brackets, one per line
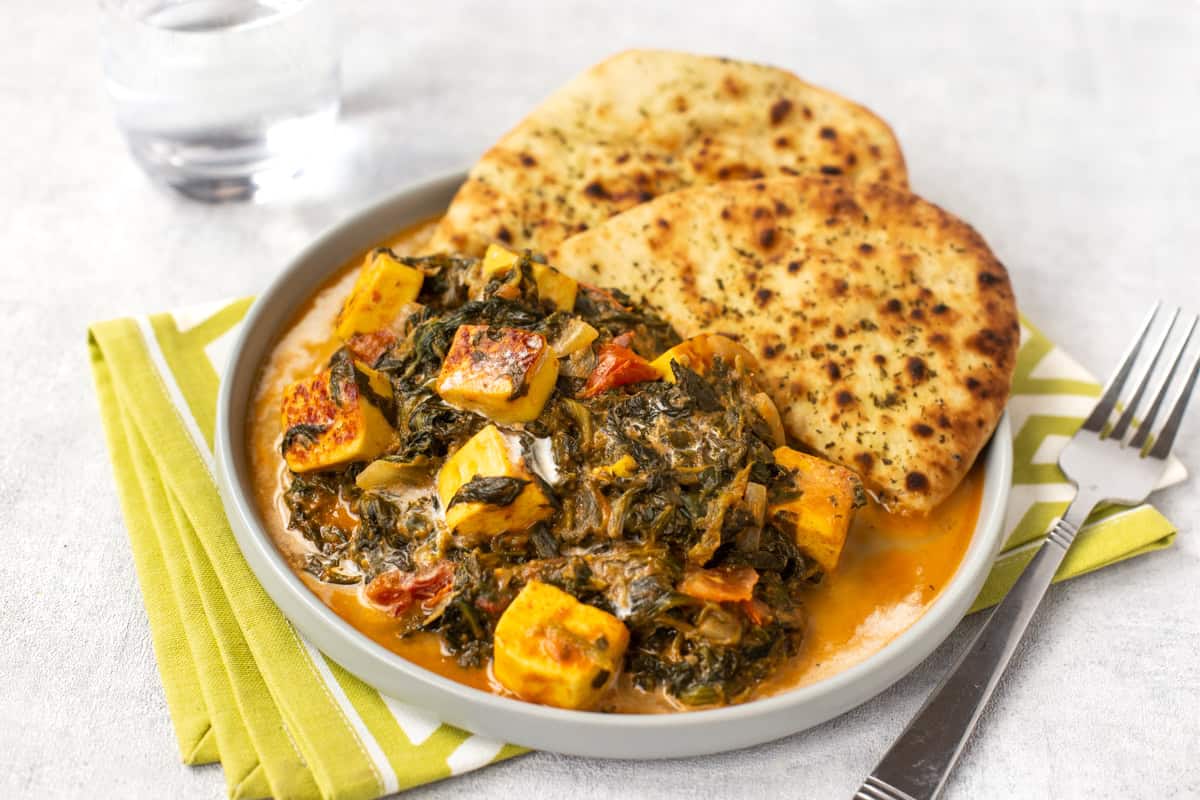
480,243,520,276
493,580,629,710
436,425,554,544
334,250,424,340
529,263,578,312
768,447,862,575
481,244,577,311
650,333,760,382
280,361,394,472
435,325,559,424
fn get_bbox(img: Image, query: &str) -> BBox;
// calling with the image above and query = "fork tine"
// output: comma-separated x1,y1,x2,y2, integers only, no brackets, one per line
1146,323,1200,460
1081,303,1162,433
1110,308,1180,441
1131,315,1198,450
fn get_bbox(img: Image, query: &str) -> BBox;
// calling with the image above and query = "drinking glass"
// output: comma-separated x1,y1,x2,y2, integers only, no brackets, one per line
99,0,341,202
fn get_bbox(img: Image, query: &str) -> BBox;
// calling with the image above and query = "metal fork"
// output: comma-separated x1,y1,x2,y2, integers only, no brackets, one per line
856,304,1200,800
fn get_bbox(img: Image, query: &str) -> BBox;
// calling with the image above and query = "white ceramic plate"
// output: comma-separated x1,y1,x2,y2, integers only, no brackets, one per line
215,170,1012,760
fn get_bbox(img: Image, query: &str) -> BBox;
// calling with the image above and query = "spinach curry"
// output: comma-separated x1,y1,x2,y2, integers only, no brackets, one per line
248,218,981,713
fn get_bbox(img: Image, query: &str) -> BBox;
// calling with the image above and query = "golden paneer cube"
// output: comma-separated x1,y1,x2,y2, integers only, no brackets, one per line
529,262,578,312
435,325,559,424
493,580,629,710
436,425,554,544
480,243,520,276
650,333,760,381
481,244,578,311
280,362,394,473
334,250,424,340
768,447,863,575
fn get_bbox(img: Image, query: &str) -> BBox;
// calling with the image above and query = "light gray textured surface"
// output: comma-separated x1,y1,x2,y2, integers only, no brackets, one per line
1,1,1198,798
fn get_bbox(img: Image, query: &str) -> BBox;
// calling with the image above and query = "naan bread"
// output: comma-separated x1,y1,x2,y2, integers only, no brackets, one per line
554,177,1018,515
428,50,907,257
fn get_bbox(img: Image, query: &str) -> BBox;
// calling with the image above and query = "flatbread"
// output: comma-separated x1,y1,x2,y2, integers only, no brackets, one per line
427,50,907,257
554,176,1018,515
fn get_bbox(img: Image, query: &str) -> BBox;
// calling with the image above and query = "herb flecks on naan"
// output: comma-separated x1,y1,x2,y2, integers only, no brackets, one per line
428,49,907,257
555,177,1018,515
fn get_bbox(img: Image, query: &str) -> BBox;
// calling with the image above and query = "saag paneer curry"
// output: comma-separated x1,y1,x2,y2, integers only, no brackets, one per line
248,220,981,713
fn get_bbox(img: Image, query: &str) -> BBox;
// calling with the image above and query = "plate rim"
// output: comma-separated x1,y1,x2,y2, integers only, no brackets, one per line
214,168,1013,759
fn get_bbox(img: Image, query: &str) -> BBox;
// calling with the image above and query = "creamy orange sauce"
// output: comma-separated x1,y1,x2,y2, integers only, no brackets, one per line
246,216,982,712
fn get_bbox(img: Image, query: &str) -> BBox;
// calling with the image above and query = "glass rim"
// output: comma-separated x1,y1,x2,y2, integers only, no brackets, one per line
99,0,321,33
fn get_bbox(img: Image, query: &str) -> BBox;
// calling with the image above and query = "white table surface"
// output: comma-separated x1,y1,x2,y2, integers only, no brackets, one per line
2,1,1198,797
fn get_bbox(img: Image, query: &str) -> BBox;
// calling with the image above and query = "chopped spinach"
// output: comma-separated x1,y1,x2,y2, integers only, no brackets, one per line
280,423,328,456
447,476,529,509
280,250,836,707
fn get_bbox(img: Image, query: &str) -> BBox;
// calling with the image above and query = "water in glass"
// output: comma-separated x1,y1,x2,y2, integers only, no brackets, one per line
101,0,340,201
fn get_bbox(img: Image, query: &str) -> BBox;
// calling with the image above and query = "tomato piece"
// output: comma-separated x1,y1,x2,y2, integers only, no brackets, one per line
346,329,397,365
364,562,455,616
740,598,773,626
677,566,760,603
579,341,661,398
476,593,514,616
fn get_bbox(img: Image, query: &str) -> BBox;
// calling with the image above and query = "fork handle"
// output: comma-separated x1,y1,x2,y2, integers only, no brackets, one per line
855,491,1100,800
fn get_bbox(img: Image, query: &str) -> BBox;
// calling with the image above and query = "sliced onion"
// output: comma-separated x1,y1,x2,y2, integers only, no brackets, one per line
752,392,786,447
355,457,429,491
558,346,597,379
694,605,744,646
744,481,767,528
549,318,599,357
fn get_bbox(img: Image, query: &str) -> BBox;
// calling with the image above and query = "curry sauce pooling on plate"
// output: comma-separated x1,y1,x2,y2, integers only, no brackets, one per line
252,222,981,713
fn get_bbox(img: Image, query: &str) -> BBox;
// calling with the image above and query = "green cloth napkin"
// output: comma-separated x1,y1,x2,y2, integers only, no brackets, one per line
88,302,1182,799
